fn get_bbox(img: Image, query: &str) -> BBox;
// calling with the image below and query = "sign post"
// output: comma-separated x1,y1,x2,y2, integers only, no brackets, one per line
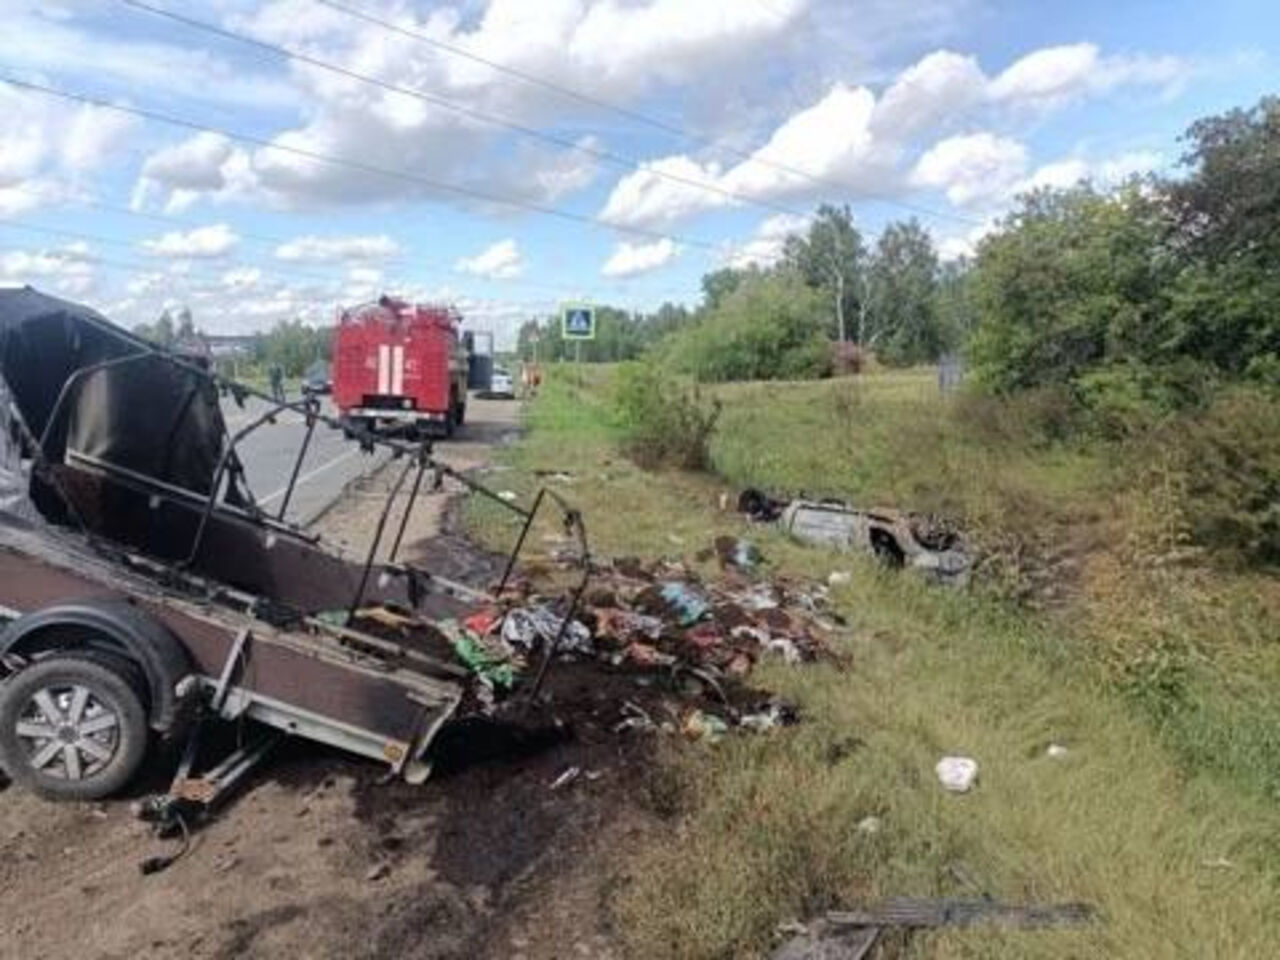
561,304,595,387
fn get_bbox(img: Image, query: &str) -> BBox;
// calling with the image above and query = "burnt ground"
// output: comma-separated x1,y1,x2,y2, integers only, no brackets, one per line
0,397,665,960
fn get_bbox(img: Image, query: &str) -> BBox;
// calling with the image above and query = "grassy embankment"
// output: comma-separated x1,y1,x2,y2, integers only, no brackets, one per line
469,366,1280,959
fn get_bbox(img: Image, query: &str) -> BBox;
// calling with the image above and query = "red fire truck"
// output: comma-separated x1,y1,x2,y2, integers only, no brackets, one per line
333,296,469,438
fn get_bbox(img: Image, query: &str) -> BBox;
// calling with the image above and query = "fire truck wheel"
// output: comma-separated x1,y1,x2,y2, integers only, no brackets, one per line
0,653,149,801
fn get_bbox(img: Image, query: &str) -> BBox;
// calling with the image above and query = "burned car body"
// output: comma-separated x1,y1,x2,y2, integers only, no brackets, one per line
738,487,971,586
0,288,582,810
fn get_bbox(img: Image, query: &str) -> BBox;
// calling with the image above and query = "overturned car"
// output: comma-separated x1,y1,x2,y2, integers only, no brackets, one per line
738,488,971,586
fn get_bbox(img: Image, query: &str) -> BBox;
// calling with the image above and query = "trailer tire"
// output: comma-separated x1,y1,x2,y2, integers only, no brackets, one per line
0,653,150,801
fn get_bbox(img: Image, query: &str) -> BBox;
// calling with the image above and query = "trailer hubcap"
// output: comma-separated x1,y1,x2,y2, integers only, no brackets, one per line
15,684,120,780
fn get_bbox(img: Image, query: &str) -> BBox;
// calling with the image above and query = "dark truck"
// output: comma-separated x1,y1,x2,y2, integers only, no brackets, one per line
0,288,581,816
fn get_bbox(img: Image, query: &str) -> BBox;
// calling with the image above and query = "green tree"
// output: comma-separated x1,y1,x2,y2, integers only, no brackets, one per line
1161,96,1280,381
968,185,1172,393
867,218,944,365
782,204,867,343
666,272,831,382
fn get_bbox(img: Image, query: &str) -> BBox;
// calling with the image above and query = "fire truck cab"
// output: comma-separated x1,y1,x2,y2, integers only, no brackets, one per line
333,296,469,438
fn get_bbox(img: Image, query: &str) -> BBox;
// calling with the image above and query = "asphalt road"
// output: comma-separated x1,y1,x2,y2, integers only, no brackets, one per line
221,394,389,526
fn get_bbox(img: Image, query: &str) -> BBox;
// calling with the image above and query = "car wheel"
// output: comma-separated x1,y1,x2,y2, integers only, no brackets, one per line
0,653,149,801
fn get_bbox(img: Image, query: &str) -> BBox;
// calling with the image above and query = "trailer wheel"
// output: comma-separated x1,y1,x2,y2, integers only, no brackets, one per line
0,653,149,801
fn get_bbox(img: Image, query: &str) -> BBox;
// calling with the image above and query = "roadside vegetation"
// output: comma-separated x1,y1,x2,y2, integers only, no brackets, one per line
472,96,1280,958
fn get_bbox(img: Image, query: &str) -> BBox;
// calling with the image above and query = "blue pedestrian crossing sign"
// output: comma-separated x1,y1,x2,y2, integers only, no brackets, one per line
561,304,595,340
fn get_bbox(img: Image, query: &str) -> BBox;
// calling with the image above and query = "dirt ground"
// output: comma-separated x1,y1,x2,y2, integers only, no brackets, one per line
0,396,660,960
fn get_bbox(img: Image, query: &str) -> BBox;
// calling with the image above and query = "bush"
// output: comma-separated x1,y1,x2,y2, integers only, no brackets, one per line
665,273,832,382
1136,386,1280,563
612,361,720,470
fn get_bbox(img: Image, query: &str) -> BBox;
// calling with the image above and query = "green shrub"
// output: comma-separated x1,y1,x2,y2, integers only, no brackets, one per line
612,361,721,470
1137,386,1280,563
664,273,832,382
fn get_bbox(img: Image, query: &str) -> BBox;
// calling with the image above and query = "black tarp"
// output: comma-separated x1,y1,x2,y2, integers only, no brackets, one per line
0,286,229,503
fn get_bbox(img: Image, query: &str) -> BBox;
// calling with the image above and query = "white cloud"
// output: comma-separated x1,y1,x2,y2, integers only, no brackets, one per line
0,85,136,216
600,83,891,230
143,224,240,259
911,132,1028,209
1013,149,1163,196
722,84,886,198
139,133,236,194
871,50,987,139
455,238,524,279
0,241,97,296
0,3,298,112
988,43,1190,109
601,238,681,278
600,156,727,229
274,235,400,262
154,0,809,211
721,213,810,269
596,37,1191,229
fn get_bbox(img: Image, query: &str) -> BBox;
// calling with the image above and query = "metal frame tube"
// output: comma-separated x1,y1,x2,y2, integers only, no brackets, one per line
388,456,427,563
275,400,319,521
346,455,417,622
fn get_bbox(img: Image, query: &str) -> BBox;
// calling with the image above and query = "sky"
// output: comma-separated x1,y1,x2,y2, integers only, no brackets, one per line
0,0,1275,345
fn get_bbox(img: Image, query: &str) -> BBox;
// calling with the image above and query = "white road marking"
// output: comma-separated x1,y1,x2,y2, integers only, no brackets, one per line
257,448,359,506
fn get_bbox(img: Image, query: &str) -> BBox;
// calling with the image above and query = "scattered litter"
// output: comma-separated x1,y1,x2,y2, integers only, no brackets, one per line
501,605,593,655
739,698,799,732
856,816,881,835
614,700,656,734
497,490,518,502
1201,857,1234,870
533,469,575,483
682,709,729,742
935,756,979,793
592,608,663,643
827,570,852,587
764,637,802,664
463,608,501,637
549,766,582,791
1046,743,1069,759
633,581,711,626
714,536,762,572
364,862,391,883
442,621,517,690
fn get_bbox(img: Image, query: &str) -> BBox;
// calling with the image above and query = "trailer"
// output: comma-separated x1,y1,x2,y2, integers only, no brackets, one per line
333,296,470,439
0,288,585,822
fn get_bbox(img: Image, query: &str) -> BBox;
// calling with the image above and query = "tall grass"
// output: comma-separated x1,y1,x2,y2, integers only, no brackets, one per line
475,366,1280,959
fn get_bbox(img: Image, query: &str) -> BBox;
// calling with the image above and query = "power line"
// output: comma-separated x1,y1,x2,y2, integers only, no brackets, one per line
1,75,726,253
119,0,811,224
312,0,984,227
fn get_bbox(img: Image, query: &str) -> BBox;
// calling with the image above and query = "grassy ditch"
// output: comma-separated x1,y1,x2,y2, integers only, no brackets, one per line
468,368,1280,959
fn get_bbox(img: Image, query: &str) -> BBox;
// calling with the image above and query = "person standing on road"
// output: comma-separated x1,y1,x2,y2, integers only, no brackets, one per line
269,363,285,402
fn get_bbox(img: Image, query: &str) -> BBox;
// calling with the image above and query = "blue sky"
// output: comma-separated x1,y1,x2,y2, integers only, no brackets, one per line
0,0,1274,343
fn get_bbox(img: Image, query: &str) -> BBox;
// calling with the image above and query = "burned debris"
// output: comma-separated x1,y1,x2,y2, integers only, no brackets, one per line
0,289,837,830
